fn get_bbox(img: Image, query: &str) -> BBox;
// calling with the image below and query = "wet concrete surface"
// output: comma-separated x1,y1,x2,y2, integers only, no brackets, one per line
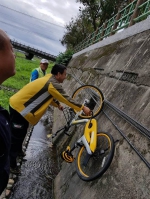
10,120,59,199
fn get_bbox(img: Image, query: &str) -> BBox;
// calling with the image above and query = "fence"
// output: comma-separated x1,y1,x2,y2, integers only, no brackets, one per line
74,0,150,53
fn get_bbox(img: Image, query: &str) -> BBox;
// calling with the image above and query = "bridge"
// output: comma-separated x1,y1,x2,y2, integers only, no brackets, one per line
11,40,57,61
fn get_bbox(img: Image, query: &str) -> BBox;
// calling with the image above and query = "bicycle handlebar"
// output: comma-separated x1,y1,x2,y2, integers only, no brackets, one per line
52,99,94,139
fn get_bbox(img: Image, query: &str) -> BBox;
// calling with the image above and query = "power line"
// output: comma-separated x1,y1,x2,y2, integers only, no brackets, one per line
0,3,65,28
0,20,58,41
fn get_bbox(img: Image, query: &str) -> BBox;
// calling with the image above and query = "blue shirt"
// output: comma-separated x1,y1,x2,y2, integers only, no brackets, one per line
30,68,46,82
30,70,39,81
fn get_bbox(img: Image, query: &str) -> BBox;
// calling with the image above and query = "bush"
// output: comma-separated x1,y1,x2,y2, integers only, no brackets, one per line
56,49,74,66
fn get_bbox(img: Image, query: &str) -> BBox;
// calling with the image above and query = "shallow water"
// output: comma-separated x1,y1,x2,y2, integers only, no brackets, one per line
10,121,59,199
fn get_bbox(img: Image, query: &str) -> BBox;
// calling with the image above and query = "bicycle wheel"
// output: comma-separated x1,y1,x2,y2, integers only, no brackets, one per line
75,132,115,181
72,85,104,118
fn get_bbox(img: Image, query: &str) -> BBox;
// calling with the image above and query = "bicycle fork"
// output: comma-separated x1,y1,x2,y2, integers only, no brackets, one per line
62,119,97,163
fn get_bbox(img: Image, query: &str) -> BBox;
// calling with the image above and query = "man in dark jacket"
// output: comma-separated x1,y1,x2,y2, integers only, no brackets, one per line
0,29,16,194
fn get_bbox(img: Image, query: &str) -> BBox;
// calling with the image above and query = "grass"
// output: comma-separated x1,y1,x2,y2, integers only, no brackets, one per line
1,51,55,110
0,90,14,109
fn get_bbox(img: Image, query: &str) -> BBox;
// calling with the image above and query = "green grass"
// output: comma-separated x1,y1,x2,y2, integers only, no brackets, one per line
1,51,55,110
0,90,14,110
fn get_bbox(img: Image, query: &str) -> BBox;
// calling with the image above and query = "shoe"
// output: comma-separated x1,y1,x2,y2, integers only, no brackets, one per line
18,151,26,157
10,167,21,174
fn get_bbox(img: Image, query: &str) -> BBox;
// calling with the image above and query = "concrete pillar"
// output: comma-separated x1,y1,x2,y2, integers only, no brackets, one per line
25,52,34,60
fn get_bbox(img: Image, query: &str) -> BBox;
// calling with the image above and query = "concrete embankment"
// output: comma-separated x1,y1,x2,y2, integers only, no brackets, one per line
52,18,150,199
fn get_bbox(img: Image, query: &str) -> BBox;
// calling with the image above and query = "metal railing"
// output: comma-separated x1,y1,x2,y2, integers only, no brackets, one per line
74,0,150,53
11,40,57,61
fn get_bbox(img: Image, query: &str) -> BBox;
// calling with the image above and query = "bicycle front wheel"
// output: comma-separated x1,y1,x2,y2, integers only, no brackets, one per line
72,85,104,118
75,132,115,181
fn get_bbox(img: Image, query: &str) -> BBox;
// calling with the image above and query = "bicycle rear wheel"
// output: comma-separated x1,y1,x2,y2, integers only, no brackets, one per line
75,132,115,181
72,85,104,118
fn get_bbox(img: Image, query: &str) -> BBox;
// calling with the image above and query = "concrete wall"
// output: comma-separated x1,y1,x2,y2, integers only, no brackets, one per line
52,19,150,199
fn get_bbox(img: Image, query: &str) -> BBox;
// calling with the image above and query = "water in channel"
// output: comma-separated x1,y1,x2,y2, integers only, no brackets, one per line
10,118,59,199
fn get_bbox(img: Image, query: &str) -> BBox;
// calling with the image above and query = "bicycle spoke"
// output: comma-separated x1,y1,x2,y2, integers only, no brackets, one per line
83,153,91,167
75,132,115,181
72,85,104,118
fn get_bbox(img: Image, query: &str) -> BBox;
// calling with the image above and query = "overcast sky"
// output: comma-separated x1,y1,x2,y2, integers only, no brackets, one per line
0,0,83,56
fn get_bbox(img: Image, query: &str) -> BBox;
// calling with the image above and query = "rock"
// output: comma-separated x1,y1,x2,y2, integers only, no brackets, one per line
6,184,12,190
8,179,14,185
5,189,11,197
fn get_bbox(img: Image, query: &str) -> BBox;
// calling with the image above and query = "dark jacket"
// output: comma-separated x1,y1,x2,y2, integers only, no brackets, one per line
0,106,11,174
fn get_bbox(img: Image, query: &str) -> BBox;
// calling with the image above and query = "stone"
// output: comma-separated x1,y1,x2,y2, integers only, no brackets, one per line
5,189,11,198
6,184,12,190
8,179,14,185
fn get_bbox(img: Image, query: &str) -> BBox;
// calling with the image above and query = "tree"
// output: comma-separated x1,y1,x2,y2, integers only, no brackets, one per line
60,0,131,49
77,0,130,29
78,0,102,30
55,49,74,66
60,14,93,49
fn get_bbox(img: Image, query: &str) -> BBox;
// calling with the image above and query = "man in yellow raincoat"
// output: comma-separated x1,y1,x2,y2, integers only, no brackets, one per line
9,63,91,174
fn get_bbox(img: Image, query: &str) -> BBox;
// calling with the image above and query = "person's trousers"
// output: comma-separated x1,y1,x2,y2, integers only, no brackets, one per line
9,106,29,168
0,170,8,195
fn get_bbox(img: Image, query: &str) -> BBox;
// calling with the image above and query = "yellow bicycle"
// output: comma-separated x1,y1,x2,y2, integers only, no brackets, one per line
53,85,115,181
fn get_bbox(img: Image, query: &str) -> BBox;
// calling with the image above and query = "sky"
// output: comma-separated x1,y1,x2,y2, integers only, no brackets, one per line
0,0,83,56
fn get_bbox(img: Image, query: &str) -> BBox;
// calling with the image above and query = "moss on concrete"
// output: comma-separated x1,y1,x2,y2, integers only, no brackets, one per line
81,68,97,76
92,46,116,60
78,55,87,65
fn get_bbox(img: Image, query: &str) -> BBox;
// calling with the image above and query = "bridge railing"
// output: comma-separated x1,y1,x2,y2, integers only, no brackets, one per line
74,0,150,53
11,40,57,60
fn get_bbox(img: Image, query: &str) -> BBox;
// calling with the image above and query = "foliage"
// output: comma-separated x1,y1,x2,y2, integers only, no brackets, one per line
60,0,130,48
61,14,93,49
0,90,14,111
77,0,130,28
55,49,74,66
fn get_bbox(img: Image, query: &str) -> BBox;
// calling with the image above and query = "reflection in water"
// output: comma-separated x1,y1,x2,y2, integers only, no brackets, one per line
10,121,59,199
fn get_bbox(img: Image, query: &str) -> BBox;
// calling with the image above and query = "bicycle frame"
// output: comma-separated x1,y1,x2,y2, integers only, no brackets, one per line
75,119,97,155
53,98,98,155
64,107,98,155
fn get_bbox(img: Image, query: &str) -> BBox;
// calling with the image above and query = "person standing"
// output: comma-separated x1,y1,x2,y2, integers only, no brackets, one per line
9,64,91,174
0,29,16,195
30,58,49,82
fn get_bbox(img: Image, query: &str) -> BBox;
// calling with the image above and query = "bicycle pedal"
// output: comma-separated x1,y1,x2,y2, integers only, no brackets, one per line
61,149,74,163
61,146,74,163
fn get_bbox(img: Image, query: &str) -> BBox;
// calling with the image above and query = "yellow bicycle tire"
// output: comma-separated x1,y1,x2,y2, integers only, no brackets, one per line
72,85,104,118
75,132,115,181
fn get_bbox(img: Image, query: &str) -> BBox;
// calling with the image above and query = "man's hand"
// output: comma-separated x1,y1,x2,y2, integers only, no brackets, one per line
82,106,91,116
58,104,63,111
